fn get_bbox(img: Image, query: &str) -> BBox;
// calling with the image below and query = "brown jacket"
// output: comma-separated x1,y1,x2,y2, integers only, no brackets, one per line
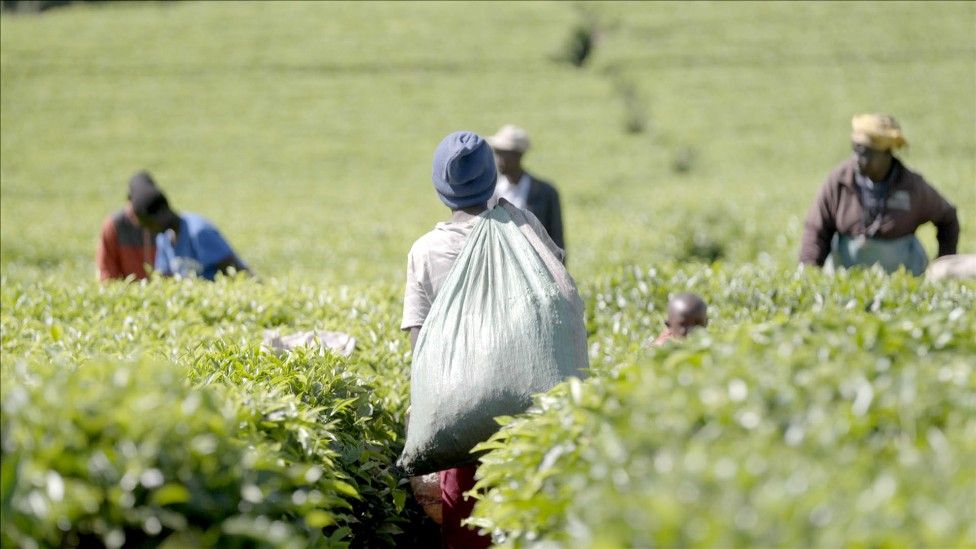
799,158,959,266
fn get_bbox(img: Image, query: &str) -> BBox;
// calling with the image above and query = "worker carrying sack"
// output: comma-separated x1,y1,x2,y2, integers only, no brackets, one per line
397,200,588,476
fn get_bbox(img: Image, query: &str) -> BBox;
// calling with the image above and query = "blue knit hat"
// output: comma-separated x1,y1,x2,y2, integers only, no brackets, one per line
431,131,497,209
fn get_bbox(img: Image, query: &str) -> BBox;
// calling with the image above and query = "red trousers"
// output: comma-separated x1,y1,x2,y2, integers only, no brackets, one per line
439,465,491,549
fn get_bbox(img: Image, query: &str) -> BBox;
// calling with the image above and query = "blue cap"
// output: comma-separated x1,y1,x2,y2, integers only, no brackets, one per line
431,131,497,209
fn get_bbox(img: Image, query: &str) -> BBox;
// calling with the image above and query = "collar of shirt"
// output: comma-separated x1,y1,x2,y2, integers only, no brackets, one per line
492,173,532,210
855,172,875,189
854,170,894,236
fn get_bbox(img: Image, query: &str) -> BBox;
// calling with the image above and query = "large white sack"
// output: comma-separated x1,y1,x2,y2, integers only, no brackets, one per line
926,254,976,281
397,202,588,475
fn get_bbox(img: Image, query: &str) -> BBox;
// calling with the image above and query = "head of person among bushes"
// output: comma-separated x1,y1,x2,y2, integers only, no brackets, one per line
431,131,496,209
130,172,179,234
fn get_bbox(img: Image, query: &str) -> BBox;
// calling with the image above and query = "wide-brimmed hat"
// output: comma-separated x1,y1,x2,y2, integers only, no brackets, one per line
487,124,530,153
851,113,908,150
431,131,497,209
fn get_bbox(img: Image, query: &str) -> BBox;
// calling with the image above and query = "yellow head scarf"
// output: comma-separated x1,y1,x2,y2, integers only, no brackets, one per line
851,113,908,151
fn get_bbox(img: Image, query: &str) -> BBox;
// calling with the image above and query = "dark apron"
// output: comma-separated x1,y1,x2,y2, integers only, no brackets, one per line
826,233,928,276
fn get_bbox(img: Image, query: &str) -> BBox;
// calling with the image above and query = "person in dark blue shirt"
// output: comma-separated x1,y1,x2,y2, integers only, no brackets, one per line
130,176,249,280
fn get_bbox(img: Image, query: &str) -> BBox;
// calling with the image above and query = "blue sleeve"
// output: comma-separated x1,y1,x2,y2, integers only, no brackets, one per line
193,225,236,270
154,234,171,275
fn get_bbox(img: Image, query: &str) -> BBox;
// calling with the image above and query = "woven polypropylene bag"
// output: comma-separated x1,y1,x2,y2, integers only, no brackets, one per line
397,202,588,475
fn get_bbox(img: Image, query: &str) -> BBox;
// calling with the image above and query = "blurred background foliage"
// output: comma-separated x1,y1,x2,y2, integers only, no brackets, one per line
1,1,973,284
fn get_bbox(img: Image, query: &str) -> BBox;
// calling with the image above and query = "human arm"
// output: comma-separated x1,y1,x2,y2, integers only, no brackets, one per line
96,218,123,281
213,254,251,277
154,233,173,277
548,187,565,259
934,207,960,258
193,224,249,278
799,181,837,266
916,181,959,257
402,243,431,350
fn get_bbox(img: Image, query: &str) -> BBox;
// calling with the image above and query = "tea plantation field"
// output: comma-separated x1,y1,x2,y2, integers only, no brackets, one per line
2,267,974,546
2,2,975,548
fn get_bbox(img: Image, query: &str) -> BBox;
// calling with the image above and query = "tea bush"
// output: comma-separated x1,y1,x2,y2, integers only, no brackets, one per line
188,346,417,546
0,274,432,547
471,267,976,547
2,266,974,547
0,358,348,548
585,262,976,369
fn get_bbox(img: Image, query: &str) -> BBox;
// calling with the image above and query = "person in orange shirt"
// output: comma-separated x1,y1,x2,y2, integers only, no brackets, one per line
96,171,158,281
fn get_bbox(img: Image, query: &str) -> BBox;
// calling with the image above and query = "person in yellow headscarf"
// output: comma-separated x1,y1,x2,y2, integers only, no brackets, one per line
799,114,959,275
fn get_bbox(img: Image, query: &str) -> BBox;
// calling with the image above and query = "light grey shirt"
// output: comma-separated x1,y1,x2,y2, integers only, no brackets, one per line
401,207,562,330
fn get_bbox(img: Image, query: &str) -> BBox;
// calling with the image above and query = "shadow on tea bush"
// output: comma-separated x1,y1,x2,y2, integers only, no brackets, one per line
0,359,351,548
189,344,434,548
1,0,73,13
670,209,742,263
552,21,595,68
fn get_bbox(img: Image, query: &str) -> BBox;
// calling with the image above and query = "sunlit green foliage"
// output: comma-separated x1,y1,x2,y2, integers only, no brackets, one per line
3,267,973,547
1,358,349,548
471,267,976,547
1,274,429,547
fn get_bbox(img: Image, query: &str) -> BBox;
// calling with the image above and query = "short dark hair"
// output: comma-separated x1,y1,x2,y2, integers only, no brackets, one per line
131,183,169,218
127,170,157,200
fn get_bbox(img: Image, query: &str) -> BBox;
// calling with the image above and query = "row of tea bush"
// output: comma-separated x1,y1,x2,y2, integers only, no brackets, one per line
2,265,973,546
